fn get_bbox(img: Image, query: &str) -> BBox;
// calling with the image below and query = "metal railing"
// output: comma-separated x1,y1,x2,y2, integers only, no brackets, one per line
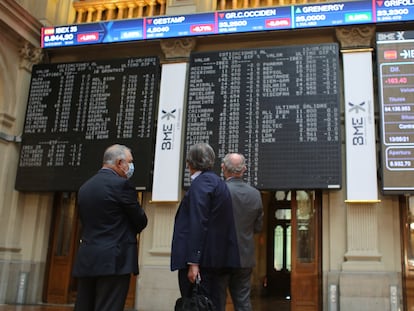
72,0,329,23
217,0,316,10
73,0,166,23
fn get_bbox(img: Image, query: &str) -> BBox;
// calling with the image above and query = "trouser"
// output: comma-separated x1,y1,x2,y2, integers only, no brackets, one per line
74,274,131,311
217,268,253,311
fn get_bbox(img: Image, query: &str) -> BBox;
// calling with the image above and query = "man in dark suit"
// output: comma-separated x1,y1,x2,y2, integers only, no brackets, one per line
171,143,240,310
220,153,263,311
72,144,148,311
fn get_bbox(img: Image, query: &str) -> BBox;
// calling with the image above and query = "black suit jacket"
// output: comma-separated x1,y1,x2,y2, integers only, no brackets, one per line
171,170,240,271
72,168,147,277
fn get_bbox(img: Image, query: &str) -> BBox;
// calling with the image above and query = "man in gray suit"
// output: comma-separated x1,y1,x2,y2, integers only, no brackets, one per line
220,153,264,311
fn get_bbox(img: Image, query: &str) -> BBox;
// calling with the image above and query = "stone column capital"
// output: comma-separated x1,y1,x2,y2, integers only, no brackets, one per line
335,25,376,50
160,37,196,61
19,41,44,71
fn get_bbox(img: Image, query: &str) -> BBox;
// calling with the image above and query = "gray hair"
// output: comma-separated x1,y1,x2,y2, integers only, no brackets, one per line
103,144,131,164
222,153,246,174
186,143,215,171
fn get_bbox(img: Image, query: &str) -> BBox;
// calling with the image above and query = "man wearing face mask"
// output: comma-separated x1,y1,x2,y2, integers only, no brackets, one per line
72,144,148,311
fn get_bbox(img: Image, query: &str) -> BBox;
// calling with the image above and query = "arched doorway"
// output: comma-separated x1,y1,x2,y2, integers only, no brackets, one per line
257,190,322,311
265,191,291,299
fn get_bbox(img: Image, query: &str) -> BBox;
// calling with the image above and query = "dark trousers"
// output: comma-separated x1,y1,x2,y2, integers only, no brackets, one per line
178,268,227,311
74,274,131,311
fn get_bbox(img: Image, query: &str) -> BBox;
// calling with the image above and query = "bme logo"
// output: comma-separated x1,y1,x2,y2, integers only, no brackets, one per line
348,102,366,146
161,109,176,120
161,109,176,150
348,101,365,114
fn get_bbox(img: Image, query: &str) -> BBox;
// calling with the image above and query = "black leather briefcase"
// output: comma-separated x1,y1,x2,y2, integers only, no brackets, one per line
174,278,215,311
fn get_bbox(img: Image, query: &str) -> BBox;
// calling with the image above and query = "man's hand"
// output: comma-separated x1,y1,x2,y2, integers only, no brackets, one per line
187,264,200,283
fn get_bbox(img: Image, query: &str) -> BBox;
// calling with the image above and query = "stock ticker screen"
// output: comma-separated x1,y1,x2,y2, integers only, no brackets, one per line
377,31,414,194
183,44,342,190
15,57,160,191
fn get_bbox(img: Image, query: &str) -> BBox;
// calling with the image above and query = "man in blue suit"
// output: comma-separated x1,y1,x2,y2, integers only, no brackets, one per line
171,143,240,311
72,144,148,311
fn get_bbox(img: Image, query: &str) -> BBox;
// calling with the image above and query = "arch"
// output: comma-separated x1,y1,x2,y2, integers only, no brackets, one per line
0,48,15,119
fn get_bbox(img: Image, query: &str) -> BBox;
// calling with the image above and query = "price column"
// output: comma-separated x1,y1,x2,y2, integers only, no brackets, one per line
242,55,260,185
216,53,230,160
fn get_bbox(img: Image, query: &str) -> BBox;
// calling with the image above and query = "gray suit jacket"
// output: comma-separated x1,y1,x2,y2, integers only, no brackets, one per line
226,177,263,268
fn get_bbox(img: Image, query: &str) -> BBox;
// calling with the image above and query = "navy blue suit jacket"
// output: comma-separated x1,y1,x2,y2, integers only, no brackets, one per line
72,168,147,277
171,170,240,271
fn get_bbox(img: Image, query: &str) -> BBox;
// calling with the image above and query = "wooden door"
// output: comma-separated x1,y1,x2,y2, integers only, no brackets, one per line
400,195,414,311
44,192,138,309
44,192,79,303
290,190,322,311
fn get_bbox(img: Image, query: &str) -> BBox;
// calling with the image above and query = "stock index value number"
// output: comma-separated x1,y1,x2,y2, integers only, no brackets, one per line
384,77,408,84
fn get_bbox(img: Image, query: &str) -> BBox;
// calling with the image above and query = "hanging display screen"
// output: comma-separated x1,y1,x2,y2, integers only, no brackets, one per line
41,0,414,48
15,57,160,191
183,43,342,190
377,31,414,194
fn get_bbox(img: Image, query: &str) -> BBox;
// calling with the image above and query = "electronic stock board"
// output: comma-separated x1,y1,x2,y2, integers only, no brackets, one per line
377,30,414,194
183,43,341,190
41,0,414,48
15,57,160,191
26,0,414,191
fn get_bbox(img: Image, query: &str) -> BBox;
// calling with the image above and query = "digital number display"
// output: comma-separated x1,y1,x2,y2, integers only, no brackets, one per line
41,0,414,48
293,1,372,28
184,44,342,190
377,31,414,193
15,57,160,191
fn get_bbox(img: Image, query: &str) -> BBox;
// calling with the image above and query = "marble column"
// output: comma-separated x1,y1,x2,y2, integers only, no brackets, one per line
335,25,384,271
137,38,196,311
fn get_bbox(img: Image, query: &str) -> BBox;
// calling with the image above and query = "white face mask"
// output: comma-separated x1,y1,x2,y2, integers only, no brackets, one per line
124,162,135,179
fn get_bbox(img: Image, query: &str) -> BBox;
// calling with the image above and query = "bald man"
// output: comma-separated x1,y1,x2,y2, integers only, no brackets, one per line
220,153,264,311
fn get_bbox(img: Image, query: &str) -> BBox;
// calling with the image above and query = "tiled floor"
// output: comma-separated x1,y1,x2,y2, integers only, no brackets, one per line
0,305,73,311
251,296,290,311
0,296,290,311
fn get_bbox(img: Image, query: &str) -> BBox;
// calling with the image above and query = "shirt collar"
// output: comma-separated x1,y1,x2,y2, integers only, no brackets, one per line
191,171,202,181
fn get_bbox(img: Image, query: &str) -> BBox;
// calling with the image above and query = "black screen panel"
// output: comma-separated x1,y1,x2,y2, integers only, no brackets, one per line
184,44,341,190
16,57,160,191
377,31,414,194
